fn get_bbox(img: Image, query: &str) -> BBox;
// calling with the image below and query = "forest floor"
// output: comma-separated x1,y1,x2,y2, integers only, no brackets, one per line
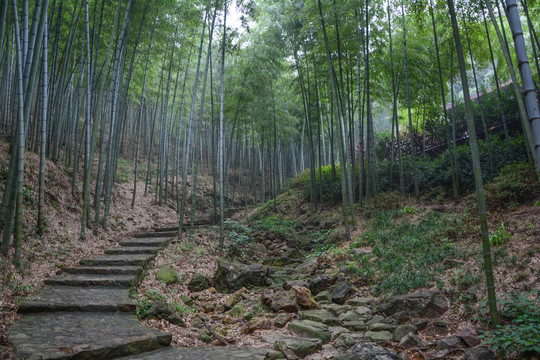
0,142,205,359
1,140,539,359
135,172,540,359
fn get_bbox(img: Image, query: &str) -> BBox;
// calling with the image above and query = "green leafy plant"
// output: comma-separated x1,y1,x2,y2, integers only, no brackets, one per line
489,222,512,247
135,289,166,318
480,291,540,357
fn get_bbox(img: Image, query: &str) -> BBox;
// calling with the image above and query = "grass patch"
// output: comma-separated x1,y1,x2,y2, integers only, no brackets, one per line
348,209,469,295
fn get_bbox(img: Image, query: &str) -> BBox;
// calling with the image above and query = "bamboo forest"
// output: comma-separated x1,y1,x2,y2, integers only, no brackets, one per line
0,0,539,358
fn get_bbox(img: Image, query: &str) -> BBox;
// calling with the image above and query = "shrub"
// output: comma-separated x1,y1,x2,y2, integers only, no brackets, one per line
484,162,540,209
480,291,540,357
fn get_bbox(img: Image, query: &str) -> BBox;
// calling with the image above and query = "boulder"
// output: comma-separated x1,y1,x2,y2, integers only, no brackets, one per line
343,321,366,332
225,288,247,309
379,290,448,320
248,317,272,332
283,280,308,290
335,333,365,349
436,336,464,351
314,291,332,303
300,309,341,326
309,274,331,294
188,273,211,292
293,286,317,309
273,337,322,358
348,296,378,307
393,325,417,341
456,328,481,347
179,295,193,306
369,323,396,332
262,289,299,313
143,300,185,326
155,266,179,285
365,330,393,342
226,301,247,318
332,282,355,304
464,348,495,360
400,332,424,347
348,342,403,360
214,259,268,292
295,257,318,274
274,313,293,328
288,320,331,344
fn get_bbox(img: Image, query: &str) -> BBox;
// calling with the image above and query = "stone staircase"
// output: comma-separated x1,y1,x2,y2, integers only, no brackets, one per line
8,229,281,360
8,230,175,359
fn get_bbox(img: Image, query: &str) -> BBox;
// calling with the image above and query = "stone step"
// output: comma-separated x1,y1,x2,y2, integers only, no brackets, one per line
120,237,172,248
134,231,177,238
80,254,156,267
63,265,143,275
105,246,161,255
8,312,171,359
18,286,135,313
44,274,137,288
117,346,282,360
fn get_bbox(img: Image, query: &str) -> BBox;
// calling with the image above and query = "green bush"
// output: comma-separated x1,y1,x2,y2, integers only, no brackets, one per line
481,291,540,357
253,214,296,239
484,162,540,209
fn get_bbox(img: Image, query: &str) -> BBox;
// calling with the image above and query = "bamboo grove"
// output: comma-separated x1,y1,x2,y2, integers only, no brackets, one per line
0,0,539,326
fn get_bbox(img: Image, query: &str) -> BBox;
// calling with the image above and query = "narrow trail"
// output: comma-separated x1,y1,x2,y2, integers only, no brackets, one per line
7,225,279,359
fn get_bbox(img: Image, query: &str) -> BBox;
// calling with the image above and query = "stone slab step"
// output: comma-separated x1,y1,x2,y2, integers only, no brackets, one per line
18,286,134,313
118,346,281,360
44,274,136,288
134,231,177,238
63,265,143,275
105,246,161,255
80,254,156,267
120,237,172,248
8,312,171,359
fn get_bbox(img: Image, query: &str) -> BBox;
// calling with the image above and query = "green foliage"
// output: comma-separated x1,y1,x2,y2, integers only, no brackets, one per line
349,209,468,295
135,289,195,319
311,229,334,256
224,220,253,258
484,162,540,209
253,214,296,239
294,164,342,204
480,291,540,357
489,222,512,247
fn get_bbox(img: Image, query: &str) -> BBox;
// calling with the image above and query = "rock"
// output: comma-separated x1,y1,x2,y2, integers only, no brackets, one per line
201,302,215,313
411,318,429,331
225,288,247,309
393,325,417,341
248,317,272,332
198,333,213,343
322,303,353,316
227,301,246,318
269,270,293,285
188,273,211,292
348,342,403,360
309,275,331,294
155,266,179,285
273,337,322,358
262,289,299,313
329,326,350,341
348,297,378,307
314,291,332,303
144,300,185,326
342,321,366,332
300,309,341,326
399,332,424,347
365,330,393,342
366,315,388,326
274,313,292,328
464,348,495,360
295,257,318,274
379,290,448,320
436,336,464,351
214,259,268,292
293,286,317,309
369,323,396,332
335,333,365,349
340,307,371,322
456,328,481,347
283,280,308,290
332,282,355,304
288,320,331,344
